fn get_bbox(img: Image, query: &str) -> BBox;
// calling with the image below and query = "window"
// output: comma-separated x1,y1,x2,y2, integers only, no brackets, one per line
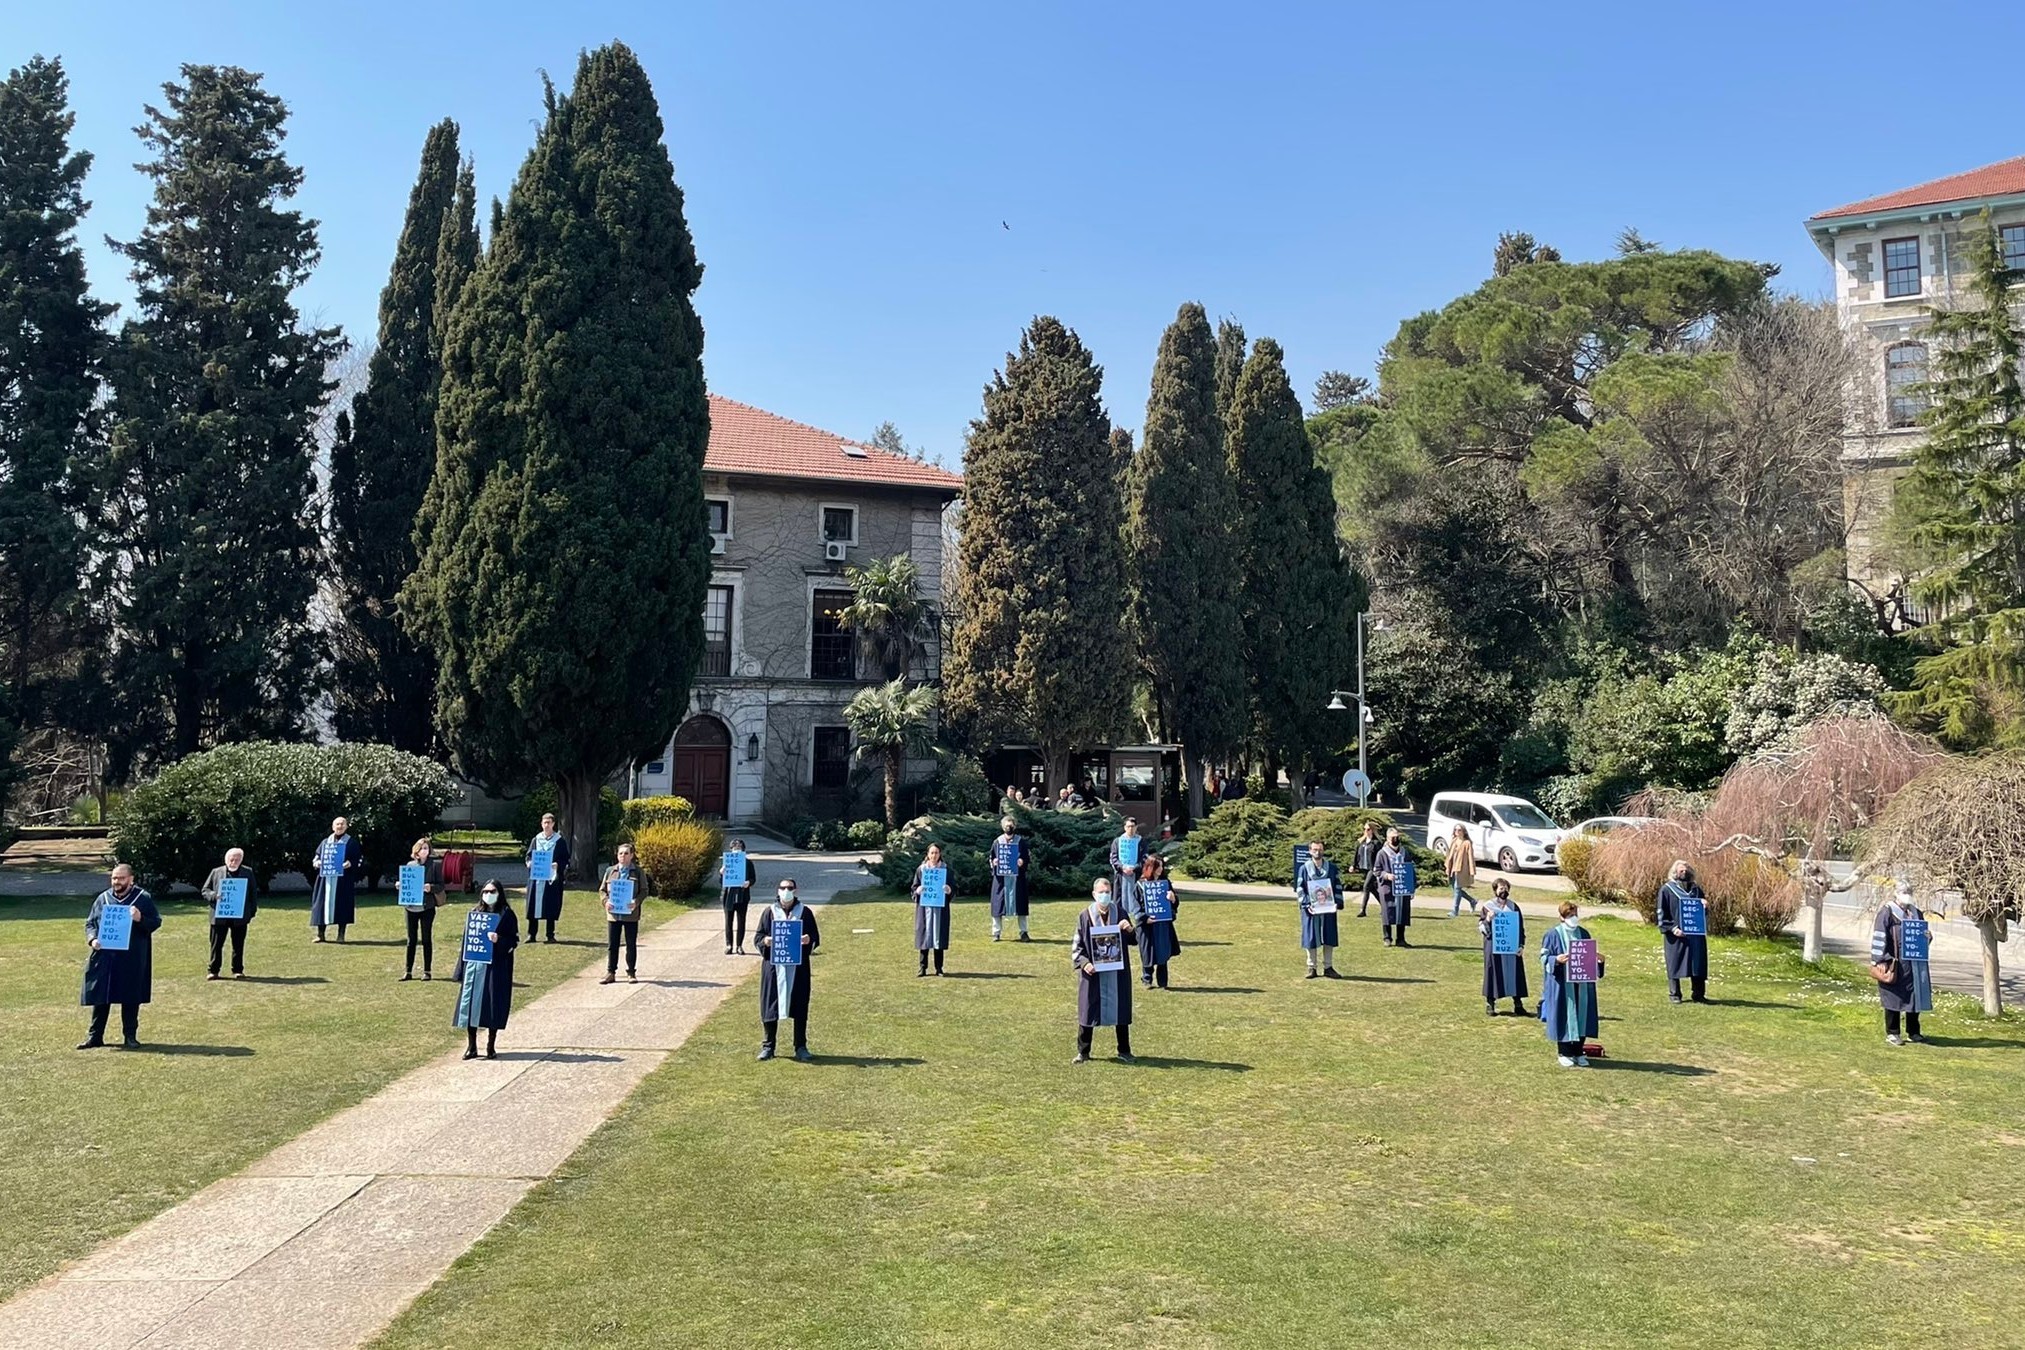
1883,237,1921,298
2004,224,2025,273
1886,342,1927,428
1493,802,1559,831
820,504,858,545
812,727,851,790
701,584,732,676
810,588,857,680
706,497,731,536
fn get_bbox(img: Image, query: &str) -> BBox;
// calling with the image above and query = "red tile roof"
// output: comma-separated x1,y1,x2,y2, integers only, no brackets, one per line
704,395,962,494
1813,155,2025,221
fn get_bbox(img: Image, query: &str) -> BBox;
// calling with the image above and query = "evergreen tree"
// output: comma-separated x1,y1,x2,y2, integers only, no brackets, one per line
1227,338,1355,792
0,56,111,811
95,66,341,770
1214,318,1247,428
402,44,711,871
329,119,470,752
1125,303,1246,821
946,316,1129,789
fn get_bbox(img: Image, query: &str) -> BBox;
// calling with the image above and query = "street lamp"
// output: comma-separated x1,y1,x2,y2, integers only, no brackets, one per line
1323,611,1380,807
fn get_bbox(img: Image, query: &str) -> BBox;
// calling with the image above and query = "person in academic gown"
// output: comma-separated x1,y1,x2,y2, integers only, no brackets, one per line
1478,878,1528,1017
755,877,820,1061
1872,881,1931,1046
79,864,162,1049
988,815,1031,942
200,847,257,980
1539,900,1602,1067
309,816,361,942
453,880,520,1059
721,838,756,955
600,842,647,985
1071,877,1136,1063
911,842,952,976
1109,816,1146,915
1377,829,1416,948
524,812,571,943
1129,854,1182,989
402,837,447,982
1294,839,1344,979
1656,860,1710,1004
1353,820,1381,918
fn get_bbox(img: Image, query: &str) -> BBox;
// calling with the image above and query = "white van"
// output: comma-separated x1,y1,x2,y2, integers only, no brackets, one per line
1426,792,1567,872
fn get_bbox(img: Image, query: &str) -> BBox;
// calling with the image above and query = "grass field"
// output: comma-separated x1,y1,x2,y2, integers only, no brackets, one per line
0,885,679,1299
370,891,2025,1349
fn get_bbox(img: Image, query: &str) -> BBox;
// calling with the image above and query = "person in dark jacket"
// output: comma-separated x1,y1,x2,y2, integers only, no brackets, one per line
1872,881,1932,1046
600,842,647,985
1376,829,1416,948
309,816,361,943
79,864,162,1049
401,837,447,981
1071,877,1136,1063
1478,878,1528,1016
988,816,1031,942
1353,820,1381,918
201,847,257,980
721,839,755,955
1130,854,1182,989
524,813,571,943
453,881,520,1059
1655,860,1710,1004
756,878,820,1061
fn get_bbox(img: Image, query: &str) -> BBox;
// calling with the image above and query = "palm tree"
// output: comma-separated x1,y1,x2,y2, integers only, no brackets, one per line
845,678,939,828
839,555,928,680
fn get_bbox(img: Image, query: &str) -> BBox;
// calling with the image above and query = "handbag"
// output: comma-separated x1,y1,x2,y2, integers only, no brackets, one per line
1869,960,1898,984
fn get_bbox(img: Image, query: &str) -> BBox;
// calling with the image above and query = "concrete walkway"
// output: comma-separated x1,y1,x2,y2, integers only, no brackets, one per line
0,845,868,1350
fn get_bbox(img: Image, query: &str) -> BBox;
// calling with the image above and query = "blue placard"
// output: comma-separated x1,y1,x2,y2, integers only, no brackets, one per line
1142,879,1174,923
96,901,134,951
463,911,500,964
771,918,804,966
608,875,636,916
1900,918,1931,963
722,852,748,887
216,876,250,920
1292,843,1311,881
919,866,947,909
1117,835,1141,869
1679,894,1707,937
529,848,555,883
1491,909,1521,955
992,839,1019,876
397,864,426,909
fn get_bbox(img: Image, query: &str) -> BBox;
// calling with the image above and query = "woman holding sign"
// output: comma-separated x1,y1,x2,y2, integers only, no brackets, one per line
1294,840,1344,979
1071,876,1135,1063
1871,881,1931,1046
453,880,520,1059
1110,817,1145,914
201,847,257,980
524,813,571,944
1131,854,1181,989
911,842,952,976
1539,900,1602,1067
1656,861,1710,1004
1478,878,1528,1016
1377,829,1415,948
755,878,820,1061
400,838,446,982
721,839,756,955
600,843,646,985
989,816,1031,942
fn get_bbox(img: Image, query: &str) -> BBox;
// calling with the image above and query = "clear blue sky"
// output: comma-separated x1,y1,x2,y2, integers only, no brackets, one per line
7,1,2018,464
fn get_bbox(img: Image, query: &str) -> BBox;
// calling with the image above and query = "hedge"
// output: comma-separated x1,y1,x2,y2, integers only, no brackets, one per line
621,795,694,834
513,782,624,853
633,819,724,899
114,742,458,890
1184,801,1443,886
878,804,1177,897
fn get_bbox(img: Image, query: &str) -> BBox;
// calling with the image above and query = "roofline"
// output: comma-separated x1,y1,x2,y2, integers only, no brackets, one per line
703,465,962,497
1806,192,2025,237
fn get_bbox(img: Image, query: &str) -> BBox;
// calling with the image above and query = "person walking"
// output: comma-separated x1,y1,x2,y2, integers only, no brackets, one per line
78,864,161,1050
200,847,257,980
1872,881,1932,1046
599,842,647,985
1444,824,1480,916
524,812,570,944
1377,828,1416,948
1353,820,1381,918
988,815,1031,942
309,816,360,943
911,842,953,976
401,837,447,982
1479,878,1528,1017
756,878,820,1061
1131,854,1181,989
1656,860,1710,1004
1071,876,1136,1063
1539,900,1602,1068
453,881,520,1060
721,838,756,955
1294,840,1345,979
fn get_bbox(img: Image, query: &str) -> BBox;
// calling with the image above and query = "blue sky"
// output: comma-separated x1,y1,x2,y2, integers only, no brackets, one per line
7,1,2019,464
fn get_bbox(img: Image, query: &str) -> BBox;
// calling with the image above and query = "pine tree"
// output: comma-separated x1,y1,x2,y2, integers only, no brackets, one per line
1125,303,1246,821
402,43,711,871
95,66,342,771
946,317,1129,789
329,119,471,752
0,56,111,810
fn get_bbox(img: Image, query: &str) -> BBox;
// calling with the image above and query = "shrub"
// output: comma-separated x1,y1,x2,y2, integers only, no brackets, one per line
1183,799,1294,884
633,818,724,899
513,783,624,852
923,753,996,815
846,819,889,850
1557,832,1602,898
880,803,1159,897
1587,821,1689,924
1284,807,1442,877
114,742,458,890
806,819,850,850
1702,849,1801,939
621,795,694,835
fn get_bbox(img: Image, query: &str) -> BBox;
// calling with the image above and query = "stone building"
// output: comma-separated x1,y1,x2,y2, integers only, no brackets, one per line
631,396,963,823
1805,154,2025,620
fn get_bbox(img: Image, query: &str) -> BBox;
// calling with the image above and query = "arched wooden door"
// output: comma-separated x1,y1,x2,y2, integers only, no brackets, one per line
671,715,732,818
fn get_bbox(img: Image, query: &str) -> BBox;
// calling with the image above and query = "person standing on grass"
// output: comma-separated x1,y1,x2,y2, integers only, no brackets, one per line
1130,854,1181,990
1872,881,1931,1047
1539,900,1601,1068
911,842,952,977
1109,815,1145,915
1656,860,1710,1005
989,815,1031,942
524,812,571,944
1444,824,1480,917
755,877,819,1061
1071,876,1136,1063
1353,819,1381,918
721,838,756,955
78,864,161,1050
401,837,446,982
1377,828,1415,948
600,843,647,986
1294,839,1345,980
454,880,520,1060
201,847,257,980
1479,878,1528,1017
309,816,360,943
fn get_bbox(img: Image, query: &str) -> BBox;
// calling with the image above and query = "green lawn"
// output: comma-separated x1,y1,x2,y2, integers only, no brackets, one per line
375,892,2025,1349
0,886,667,1298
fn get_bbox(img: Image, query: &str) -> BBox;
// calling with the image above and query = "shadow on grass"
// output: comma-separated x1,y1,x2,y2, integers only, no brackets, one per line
1589,1059,1714,1076
1919,1035,2023,1050
941,971,1033,981
1127,1055,1252,1072
1701,998,1801,1011
128,1043,254,1057
234,976,329,986
328,939,405,948
1348,975,1433,985
809,1054,924,1068
1163,986,1264,995
1393,942,1472,952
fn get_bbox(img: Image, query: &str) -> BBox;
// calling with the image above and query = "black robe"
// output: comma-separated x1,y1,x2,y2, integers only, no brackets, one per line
525,832,572,922
310,834,361,926
911,863,951,952
80,888,162,1006
989,834,1031,918
1376,845,1413,927
1656,881,1710,980
1479,902,1528,1001
1071,905,1134,1027
1871,901,1932,1014
757,902,820,1021
452,904,520,1029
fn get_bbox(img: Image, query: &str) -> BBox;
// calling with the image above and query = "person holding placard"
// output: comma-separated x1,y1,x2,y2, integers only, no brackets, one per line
1377,829,1416,948
1071,876,1136,1062
755,877,820,1061
1478,878,1528,1017
721,839,756,955
1871,880,1932,1045
1539,900,1602,1067
309,816,361,943
524,812,571,944
1131,854,1181,989
1353,820,1381,918
400,837,447,982
453,880,520,1059
989,816,1031,942
600,843,647,985
1109,817,1145,915
79,864,162,1049
1656,860,1710,1005
201,847,258,980
1294,840,1345,980
911,842,953,977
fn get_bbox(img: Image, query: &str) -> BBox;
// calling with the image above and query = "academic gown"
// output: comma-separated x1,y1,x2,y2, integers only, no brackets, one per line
310,834,361,927
1656,881,1710,980
1378,847,1416,928
525,833,572,921
452,905,519,1029
911,863,952,951
80,888,163,1006
988,834,1031,919
1871,901,1933,1014
1538,923,1600,1043
757,902,820,1021
1071,905,1134,1028
1295,860,1343,949
1480,903,1529,1001
1126,881,1181,967
1108,836,1145,913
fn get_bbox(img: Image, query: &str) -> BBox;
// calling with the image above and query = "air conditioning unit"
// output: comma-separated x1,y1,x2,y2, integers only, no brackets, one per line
823,540,848,563
710,535,727,555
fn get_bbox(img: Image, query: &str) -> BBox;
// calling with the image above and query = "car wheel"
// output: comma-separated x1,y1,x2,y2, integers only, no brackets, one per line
1498,848,1519,872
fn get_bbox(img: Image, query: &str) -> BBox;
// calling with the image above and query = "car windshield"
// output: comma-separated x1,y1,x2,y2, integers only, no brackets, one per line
1495,803,1557,830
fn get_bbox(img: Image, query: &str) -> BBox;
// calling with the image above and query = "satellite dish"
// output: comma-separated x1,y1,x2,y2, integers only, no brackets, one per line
1342,769,1371,799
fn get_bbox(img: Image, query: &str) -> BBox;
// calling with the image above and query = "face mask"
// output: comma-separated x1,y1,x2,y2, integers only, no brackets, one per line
778,888,795,903
1094,893,1111,909
482,892,500,906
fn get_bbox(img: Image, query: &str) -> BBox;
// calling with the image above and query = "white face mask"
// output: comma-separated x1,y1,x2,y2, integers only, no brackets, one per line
778,888,795,904
1093,892,1112,910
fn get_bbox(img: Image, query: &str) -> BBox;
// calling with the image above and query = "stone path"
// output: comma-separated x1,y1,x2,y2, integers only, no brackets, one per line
0,845,869,1350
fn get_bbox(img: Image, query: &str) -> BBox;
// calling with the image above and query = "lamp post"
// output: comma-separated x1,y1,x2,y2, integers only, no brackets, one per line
1324,611,1377,808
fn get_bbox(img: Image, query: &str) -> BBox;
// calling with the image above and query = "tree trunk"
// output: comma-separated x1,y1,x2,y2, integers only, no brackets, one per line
1044,748,1070,799
557,770,603,883
1800,854,1823,964
1979,914,2006,1018
1181,744,1206,826
884,745,902,830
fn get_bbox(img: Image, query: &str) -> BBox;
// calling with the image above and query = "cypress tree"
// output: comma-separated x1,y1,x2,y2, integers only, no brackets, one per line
1214,318,1247,429
402,43,710,871
1125,303,1246,821
95,66,342,770
329,119,470,752
0,56,112,810
946,316,1129,789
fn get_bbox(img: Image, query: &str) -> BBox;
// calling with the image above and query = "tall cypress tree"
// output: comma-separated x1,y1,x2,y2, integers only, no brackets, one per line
1214,318,1247,429
1227,337,1354,792
329,119,470,752
403,44,710,871
946,316,1129,789
1126,303,1246,821
95,66,341,770
0,56,111,810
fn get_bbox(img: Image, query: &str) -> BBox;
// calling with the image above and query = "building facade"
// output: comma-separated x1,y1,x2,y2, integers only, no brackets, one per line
631,396,963,823
1806,155,2025,619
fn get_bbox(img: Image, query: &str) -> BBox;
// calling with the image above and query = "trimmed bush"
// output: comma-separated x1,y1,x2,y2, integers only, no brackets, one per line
633,818,724,899
1285,807,1443,877
114,742,458,890
846,819,889,850
513,782,624,852
808,819,849,850
621,795,693,835
1557,832,1603,899
879,803,1167,897
1182,800,1293,884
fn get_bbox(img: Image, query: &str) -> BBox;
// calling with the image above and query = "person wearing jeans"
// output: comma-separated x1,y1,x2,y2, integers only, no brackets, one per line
1353,821,1381,917
600,843,646,984
1443,824,1479,917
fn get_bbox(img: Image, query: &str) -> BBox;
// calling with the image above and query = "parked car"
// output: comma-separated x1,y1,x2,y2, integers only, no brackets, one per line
1570,815,1658,837
1426,792,1568,872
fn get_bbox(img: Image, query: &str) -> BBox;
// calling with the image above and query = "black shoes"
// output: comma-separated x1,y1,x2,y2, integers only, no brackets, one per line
1486,1003,1497,1017
207,973,220,981
600,973,616,985
401,973,414,982
1017,933,1032,943
726,945,734,955
793,1048,813,1063
628,971,638,983
1323,969,1344,980
76,1038,104,1050
1116,1053,1136,1064
121,1037,141,1050
462,1047,478,1060
1305,969,1319,979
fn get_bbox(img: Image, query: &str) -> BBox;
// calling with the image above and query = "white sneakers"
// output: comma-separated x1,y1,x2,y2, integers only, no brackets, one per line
1557,1054,1594,1068
1558,1055,1576,1068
